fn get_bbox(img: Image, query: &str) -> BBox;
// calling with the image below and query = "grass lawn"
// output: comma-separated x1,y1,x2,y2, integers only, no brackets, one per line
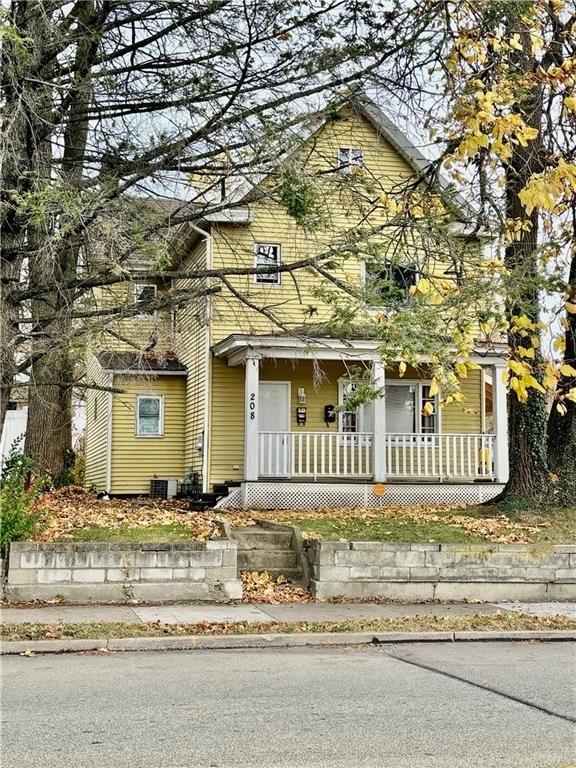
67,523,195,542
2,612,575,642
275,504,576,545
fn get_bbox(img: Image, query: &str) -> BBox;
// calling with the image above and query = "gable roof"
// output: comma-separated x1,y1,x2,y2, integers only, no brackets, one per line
223,92,476,224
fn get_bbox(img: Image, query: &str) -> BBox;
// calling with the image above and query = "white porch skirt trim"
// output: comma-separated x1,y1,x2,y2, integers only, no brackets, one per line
215,482,505,510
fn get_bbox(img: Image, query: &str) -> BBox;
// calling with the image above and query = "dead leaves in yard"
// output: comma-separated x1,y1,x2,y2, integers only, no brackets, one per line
236,505,549,544
240,570,312,604
31,486,251,542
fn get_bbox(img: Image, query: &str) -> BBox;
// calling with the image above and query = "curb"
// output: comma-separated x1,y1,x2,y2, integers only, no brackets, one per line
2,629,576,655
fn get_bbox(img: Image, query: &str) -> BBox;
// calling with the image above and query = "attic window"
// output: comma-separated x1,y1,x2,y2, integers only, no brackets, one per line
254,243,281,285
338,147,363,172
133,284,157,315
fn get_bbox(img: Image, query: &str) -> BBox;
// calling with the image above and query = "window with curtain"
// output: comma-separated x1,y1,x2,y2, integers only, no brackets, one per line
385,383,437,435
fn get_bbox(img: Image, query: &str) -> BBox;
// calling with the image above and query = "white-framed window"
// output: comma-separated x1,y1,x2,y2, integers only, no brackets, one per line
254,243,281,285
133,283,157,314
338,147,364,172
338,379,438,437
386,381,438,436
364,261,418,304
338,380,374,434
136,394,164,437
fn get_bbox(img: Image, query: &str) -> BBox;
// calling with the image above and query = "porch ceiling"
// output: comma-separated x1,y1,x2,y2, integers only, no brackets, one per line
211,333,507,367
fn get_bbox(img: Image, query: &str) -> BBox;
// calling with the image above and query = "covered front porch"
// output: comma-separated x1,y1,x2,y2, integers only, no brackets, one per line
211,334,510,489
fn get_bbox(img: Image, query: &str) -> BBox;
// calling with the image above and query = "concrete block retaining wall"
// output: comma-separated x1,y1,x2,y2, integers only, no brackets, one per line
6,541,242,603
306,541,576,601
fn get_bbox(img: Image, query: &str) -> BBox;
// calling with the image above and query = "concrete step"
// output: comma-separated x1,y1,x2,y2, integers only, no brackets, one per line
231,528,293,550
238,550,299,571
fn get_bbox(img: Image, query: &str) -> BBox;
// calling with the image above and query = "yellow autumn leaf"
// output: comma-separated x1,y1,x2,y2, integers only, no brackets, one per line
565,388,576,403
398,361,407,378
556,402,567,416
559,363,576,377
509,33,523,51
428,378,439,397
518,346,535,359
524,375,545,393
564,97,576,115
565,302,576,314
422,401,434,417
509,360,528,376
454,362,468,379
415,278,431,295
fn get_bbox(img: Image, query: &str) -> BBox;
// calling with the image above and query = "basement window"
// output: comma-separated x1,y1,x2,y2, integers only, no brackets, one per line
136,395,164,437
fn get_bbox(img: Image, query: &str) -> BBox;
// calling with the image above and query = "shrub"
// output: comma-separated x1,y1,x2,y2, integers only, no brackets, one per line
0,449,44,552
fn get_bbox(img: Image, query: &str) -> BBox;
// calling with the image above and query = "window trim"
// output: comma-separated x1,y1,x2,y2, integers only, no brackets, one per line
338,146,364,172
253,242,282,286
135,394,164,438
133,283,158,315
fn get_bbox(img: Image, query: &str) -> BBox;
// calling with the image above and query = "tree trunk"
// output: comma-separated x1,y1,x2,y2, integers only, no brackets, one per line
500,26,549,504
547,244,576,503
22,0,102,478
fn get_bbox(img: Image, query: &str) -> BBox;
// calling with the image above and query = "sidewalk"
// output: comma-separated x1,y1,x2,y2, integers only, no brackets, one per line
2,600,576,625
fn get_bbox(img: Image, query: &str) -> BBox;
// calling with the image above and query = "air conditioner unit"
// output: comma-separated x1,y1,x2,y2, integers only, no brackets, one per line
149,478,178,499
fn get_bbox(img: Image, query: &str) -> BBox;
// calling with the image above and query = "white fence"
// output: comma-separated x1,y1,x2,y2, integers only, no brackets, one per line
258,431,495,480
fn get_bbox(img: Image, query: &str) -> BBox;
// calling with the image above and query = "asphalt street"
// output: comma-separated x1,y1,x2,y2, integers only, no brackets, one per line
2,641,575,768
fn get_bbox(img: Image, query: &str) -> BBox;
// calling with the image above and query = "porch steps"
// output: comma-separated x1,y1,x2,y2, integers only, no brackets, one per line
229,525,302,583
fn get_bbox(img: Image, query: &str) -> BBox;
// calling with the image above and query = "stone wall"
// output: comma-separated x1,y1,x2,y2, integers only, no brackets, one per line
306,541,576,601
6,540,242,602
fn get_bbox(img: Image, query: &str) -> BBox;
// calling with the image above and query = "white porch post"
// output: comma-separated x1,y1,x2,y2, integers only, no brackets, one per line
491,362,509,483
244,353,260,481
372,359,386,482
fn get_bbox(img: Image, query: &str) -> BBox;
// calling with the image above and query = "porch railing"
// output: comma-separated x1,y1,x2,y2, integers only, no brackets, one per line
385,433,495,480
258,431,496,480
258,431,372,478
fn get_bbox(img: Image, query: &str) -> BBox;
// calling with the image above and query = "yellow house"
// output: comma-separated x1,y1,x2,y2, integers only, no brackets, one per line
84,95,509,509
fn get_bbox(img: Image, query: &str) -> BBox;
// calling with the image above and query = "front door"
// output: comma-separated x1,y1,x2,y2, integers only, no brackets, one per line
259,382,290,476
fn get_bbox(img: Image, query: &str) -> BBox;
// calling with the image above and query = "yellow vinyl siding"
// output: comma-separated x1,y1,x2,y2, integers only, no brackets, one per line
209,358,245,486
209,107,417,344
110,375,186,494
84,355,111,491
174,238,208,475
93,279,174,354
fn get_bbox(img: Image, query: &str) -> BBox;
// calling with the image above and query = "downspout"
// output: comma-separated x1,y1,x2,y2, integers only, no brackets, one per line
190,223,212,494
105,373,113,493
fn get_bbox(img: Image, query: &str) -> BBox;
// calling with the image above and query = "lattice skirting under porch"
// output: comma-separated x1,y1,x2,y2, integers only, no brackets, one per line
216,482,505,510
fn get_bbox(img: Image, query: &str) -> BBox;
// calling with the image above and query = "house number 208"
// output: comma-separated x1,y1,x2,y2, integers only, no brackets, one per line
249,393,256,420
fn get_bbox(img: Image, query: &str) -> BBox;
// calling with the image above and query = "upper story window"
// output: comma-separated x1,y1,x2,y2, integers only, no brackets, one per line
338,147,363,172
254,243,281,285
133,283,157,315
136,394,164,437
364,261,418,305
